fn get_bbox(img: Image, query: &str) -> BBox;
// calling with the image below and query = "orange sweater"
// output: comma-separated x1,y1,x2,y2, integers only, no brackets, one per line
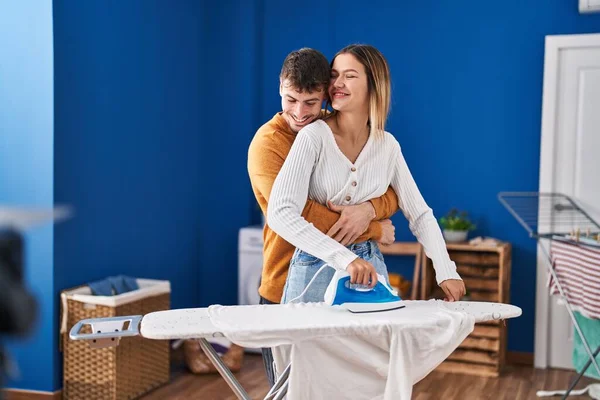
248,113,399,303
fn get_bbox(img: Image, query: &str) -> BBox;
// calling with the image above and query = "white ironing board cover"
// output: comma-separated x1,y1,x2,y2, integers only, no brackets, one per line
140,308,221,340
205,300,520,347
441,300,522,321
139,300,521,340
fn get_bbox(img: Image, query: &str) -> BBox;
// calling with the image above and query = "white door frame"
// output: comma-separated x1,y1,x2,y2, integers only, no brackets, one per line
536,33,600,368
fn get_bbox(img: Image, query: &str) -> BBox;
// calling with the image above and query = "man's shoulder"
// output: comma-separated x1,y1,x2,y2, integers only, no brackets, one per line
249,115,293,157
253,122,279,141
255,114,291,138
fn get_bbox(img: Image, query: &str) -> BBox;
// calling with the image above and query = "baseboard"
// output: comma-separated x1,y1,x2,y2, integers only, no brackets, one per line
507,351,534,366
3,388,62,400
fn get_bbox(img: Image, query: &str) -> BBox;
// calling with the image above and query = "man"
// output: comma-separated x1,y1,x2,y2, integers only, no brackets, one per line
247,48,399,386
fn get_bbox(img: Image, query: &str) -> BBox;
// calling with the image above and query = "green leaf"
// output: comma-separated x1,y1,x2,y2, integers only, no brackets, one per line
439,209,476,231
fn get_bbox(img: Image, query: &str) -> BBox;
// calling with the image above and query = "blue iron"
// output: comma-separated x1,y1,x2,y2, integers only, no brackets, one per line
323,269,405,313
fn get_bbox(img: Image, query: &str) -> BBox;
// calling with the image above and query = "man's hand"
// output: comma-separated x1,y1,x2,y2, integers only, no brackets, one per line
346,258,378,287
439,279,466,302
378,219,395,245
326,201,376,246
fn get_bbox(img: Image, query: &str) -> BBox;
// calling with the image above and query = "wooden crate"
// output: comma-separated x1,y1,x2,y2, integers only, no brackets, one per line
421,242,512,377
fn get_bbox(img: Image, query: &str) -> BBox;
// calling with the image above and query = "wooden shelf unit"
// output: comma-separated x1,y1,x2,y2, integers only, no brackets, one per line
421,242,512,377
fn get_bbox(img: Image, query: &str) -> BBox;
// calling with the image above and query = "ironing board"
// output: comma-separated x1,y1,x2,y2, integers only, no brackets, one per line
70,300,521,400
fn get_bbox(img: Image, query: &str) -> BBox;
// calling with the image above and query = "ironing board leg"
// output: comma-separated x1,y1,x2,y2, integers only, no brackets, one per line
272,378,289,400
264,363,291,400
197,338,251,400
561,344,600,400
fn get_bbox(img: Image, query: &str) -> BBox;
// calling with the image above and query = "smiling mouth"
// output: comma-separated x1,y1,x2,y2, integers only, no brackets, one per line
332,92,349,98
292,115,311,124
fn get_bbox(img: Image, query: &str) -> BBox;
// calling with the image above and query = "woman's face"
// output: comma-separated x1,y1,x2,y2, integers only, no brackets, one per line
329,53,369,113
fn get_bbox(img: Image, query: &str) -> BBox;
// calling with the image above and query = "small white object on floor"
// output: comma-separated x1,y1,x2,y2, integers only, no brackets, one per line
537,383,600,399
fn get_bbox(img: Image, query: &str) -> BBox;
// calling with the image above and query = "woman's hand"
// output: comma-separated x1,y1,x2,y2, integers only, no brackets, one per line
439,279,466,302
346,258,378,287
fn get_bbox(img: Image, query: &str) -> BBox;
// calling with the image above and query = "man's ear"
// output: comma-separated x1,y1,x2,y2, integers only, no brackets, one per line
279,79,283,96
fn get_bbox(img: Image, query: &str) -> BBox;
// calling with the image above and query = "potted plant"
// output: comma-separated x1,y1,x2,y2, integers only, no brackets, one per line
439,208,476,243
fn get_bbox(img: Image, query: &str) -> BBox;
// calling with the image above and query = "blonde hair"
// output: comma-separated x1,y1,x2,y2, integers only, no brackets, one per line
330,44,391,139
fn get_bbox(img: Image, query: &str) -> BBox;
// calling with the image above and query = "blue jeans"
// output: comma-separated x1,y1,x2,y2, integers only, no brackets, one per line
259,296,277,387
281,240,389,304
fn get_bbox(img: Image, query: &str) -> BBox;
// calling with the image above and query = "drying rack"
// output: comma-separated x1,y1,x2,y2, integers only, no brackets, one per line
498,192,600,399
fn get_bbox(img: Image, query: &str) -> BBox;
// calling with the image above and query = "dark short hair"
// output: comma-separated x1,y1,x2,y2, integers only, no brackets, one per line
280,48,330,93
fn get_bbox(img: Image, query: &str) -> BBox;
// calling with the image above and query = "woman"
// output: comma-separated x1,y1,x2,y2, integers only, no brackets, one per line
267,44,465,303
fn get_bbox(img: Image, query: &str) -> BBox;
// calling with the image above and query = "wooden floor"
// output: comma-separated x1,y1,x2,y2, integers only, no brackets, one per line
141,353,597,400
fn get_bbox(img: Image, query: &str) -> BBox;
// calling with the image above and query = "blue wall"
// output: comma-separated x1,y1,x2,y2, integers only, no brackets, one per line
53,0,205,310
197,0,261,306
0,0,56,391
52,0,260,391
256,0,600,353
53,0,208,392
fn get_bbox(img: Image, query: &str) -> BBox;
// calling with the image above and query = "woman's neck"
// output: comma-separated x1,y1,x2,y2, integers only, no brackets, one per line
333,110,369,144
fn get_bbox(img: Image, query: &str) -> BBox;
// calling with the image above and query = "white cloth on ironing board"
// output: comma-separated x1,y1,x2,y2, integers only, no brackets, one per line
208,300,477,400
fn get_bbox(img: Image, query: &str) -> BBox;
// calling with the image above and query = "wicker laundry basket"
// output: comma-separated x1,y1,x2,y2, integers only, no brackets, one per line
60,279,171,400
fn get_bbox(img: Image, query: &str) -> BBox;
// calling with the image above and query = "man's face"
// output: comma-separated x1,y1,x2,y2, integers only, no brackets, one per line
280,79,326,133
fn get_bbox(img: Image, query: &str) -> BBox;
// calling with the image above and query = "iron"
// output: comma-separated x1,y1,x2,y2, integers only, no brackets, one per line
323,269,405,313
